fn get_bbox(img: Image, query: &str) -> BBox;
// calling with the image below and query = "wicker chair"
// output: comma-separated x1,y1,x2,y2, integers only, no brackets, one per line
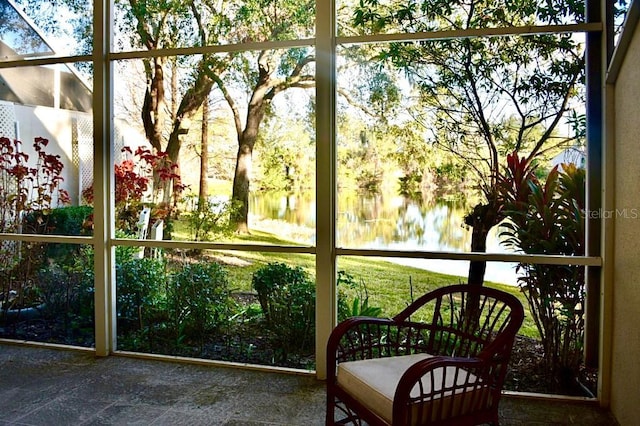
326,284,524,426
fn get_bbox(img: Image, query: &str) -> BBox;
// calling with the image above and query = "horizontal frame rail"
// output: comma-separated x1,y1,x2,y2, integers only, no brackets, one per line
0,234,601,265
0,23,601,69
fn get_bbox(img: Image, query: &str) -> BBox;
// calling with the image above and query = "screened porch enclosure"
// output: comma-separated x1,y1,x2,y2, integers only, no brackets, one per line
2,0,634,421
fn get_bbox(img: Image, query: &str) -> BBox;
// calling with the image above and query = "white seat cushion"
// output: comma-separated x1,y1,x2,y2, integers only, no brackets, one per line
336,353,486,424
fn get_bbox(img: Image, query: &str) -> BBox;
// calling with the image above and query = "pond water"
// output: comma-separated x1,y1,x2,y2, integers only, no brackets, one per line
249,190,519,286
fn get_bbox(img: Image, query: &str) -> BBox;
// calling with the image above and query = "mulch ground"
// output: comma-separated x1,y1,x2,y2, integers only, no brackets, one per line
504,335,597,396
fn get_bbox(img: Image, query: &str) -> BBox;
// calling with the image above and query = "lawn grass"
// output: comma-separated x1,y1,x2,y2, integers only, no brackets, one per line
179,226,539,339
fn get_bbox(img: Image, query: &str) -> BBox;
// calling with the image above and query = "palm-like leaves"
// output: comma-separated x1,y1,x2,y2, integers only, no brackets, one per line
498,152,585,388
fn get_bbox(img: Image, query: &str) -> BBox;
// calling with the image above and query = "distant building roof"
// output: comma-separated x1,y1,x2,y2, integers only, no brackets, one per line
0,0,53,59
0,0,92,112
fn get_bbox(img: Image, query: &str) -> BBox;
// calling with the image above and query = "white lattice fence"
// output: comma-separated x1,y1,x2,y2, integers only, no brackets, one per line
0,102,17,140
114,124,126,164
73,117,136,204
75,117,94,204
0,103,18,259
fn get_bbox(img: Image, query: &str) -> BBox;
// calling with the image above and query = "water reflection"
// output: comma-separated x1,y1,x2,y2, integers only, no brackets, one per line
337,192,472,250
249,190,518,285
250,190,316,229
250,190,483,251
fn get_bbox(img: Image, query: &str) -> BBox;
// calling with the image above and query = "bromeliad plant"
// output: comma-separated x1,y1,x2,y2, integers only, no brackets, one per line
498,152,585,388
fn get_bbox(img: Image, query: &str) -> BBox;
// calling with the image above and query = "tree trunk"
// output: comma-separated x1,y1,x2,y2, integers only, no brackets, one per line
141,55,217,205
199,100,209,210
170,58,178,121
232,142,253,233
464,199,501,287
462,199,501,329
467,230,489,286
142,57,166,153
230,78,267,232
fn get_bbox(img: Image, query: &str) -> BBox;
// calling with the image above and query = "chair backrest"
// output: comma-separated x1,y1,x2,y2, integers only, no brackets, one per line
393,284,524,360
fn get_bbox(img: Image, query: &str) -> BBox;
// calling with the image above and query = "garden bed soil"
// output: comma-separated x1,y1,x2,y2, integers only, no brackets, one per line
1,297,597,398
505,335,597,397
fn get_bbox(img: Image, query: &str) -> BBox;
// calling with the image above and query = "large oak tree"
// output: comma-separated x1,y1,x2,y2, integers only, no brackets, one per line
116,0,315,231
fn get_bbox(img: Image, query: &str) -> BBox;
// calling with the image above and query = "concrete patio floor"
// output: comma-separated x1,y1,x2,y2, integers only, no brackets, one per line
0,343,618,425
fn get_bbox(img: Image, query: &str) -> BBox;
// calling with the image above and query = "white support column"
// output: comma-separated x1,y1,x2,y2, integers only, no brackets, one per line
93,0,116,357
315,0,337,380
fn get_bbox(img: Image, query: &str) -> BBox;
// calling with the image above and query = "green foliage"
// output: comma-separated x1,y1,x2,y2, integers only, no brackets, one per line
35,245,95,343
37,206,94,263
337,270,383,321
358,169,382,193
182,194,237,242
252,262,315,362
397,173,422,198
355,131,385,192
431,161,467,186
115,254,169,353
336,115,397,192
116,257,167,330
15,206,93,284
168,262,234,349
254,118,315,192
115,255,239,355
236,0,314,42
499,153,585,384
46,205,94,235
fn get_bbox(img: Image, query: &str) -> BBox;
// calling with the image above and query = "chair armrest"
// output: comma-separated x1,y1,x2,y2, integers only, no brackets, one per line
392,356,498,424
326,316,398,379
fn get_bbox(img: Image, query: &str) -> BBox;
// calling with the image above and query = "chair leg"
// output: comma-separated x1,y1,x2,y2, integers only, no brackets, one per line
327,393,363,426
326,392,336,426
488,412,500,426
